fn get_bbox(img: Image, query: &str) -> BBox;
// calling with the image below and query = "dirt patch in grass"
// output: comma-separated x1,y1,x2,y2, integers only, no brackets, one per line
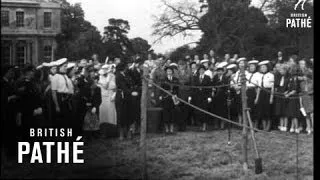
2,129,313,179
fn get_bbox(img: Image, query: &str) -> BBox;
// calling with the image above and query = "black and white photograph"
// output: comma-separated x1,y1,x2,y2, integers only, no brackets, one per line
0,0,313,179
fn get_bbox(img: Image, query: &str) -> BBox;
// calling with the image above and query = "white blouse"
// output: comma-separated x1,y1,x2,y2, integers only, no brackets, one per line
51,74,74,94
257,72,274,88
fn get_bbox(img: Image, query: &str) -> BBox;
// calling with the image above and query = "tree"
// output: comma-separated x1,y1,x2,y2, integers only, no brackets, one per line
130,37,152,60
152,0,201,43
169,45,196,62
55,1,103,60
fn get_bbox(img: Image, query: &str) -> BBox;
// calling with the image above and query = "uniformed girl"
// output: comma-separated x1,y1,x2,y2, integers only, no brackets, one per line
273,64,289,132
230,58,248,127
255,60,274,131
51,58,74,134
246,60,260,128
225,64,238,127
159,66,180,134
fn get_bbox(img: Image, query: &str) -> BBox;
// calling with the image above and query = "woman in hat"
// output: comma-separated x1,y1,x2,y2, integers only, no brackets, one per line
82,67,102,140
115,62,134,140
285,62,301,134
159,66,180,134
200,59,213,80
246,60,260,128
51,58,74,133
212,62,229,129
98,64,117,138
273,64,289,132
255,60,274,131
297,59,313,134
16,65,43,142
192,64,212,131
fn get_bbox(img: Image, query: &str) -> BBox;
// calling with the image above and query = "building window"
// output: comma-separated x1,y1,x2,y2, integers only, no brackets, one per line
44,45,52,62
44,12,52,28
1,11,9,27
16,44,26,66
1,41,11,65
16,11,24,27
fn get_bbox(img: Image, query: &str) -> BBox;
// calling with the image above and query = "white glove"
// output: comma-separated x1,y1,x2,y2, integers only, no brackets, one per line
188,96,192,102
91,107,96,114
159,96,162,100
131,91,138,96
37,108,42,115
208,98,212,103
33,108,43,116
151,92,155,97
86,102,92,106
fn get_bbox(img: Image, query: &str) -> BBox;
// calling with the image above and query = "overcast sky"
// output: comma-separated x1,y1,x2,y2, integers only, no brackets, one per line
68,0,262,54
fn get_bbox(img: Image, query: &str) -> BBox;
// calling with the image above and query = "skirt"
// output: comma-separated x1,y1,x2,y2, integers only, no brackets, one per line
285,97,301,118
301,95,313,113
256,89,272,119
273,96,288,117
247,88,257,119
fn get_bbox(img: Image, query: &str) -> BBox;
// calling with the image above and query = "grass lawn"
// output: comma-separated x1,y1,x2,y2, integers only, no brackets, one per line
2,128,313,179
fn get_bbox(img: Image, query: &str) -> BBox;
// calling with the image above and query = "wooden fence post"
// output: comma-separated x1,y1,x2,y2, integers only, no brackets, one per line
240,68,249,173
140,66,148,180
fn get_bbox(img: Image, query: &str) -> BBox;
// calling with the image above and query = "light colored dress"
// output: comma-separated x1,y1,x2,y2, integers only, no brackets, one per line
98,73,117,125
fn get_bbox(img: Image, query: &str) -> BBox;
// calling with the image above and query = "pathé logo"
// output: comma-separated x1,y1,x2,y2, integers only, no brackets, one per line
294,0,307,10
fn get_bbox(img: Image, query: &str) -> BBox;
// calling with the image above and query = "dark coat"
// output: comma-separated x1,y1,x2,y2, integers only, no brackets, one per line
160,76,179,109
115,71,134,127
212,74,229,117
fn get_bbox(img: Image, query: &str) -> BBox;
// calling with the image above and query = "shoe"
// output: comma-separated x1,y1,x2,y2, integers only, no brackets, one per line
278,126,282,131
307,130,311,135
290,128,294,133
295,129,300,134
283,127,287,132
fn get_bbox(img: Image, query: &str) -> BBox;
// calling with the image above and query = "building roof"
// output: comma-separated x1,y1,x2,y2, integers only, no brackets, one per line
1,0,59,3
1,0,61,8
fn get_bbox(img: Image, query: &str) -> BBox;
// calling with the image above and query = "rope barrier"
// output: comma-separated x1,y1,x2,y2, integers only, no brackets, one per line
145,76,312,144
161,81,232,89
245,77,313,100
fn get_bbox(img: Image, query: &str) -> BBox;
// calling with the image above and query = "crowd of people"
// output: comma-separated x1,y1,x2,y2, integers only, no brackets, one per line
1,50,313,158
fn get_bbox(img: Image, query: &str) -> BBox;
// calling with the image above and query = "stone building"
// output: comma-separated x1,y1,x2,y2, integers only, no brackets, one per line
1,0,61,66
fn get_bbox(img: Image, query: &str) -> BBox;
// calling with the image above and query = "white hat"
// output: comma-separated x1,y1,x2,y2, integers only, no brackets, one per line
248,60,259,65
226,64,237,69
67,62,76,69
236,57,246,63
54,58,67,66
99,64,112,75
200,59,209,64
216,62,228,69
258,60,270,66
42,62,52,67
36,65,43,69
170,63,178,67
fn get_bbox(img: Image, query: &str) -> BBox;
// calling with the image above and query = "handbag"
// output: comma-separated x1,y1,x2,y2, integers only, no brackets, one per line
83,110,100,130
